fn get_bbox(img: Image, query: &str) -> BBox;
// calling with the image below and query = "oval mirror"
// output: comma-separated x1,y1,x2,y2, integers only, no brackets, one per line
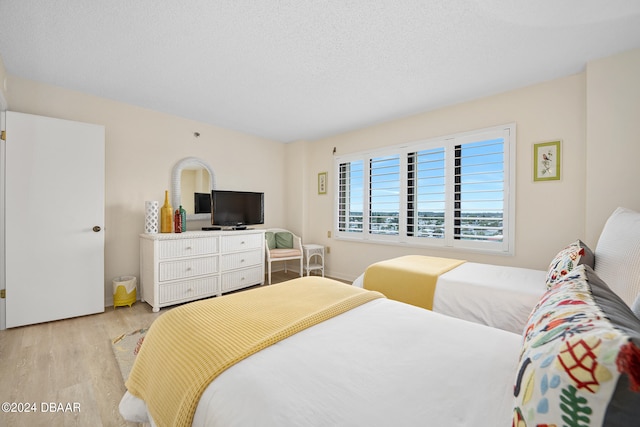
171,157,216,221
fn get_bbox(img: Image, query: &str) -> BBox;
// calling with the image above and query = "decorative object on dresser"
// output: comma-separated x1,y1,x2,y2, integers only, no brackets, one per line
139,230,266,312
174,208,183,233
180,205,187,231
160,190,173,233
144,200,159,234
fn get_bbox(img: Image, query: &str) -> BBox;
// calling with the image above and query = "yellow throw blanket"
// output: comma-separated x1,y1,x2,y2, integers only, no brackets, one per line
126,276,384,427
363,255,465,310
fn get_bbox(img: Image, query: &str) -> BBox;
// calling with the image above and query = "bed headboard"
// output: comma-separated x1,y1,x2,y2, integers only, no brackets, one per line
593,207,640,307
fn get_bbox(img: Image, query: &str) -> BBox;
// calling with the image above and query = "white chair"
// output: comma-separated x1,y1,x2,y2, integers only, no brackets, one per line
264,228,303,284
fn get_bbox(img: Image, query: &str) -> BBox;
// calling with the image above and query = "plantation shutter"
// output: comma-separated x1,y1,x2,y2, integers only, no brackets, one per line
453,138,505,242
369,155,400,235
338,160,364,233
407,147,446,239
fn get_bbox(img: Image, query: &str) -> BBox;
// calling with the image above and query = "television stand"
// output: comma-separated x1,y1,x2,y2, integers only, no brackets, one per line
202,226,221,231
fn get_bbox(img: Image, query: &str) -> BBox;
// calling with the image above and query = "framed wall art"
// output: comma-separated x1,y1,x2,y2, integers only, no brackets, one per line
318,172,327,194
533,140,561,182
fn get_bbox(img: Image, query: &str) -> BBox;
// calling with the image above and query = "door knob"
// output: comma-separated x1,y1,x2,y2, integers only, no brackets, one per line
93,226,101,232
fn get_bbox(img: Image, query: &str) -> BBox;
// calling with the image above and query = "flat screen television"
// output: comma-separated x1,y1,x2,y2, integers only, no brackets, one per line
194,192,211,214
211,190,264,227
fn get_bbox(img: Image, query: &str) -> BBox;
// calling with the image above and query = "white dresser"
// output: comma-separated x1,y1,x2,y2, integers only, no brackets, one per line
139,229,265,312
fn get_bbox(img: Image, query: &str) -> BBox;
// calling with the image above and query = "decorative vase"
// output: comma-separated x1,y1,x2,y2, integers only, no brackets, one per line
174,208,182,233
144,201,159,234
160,190,173,233
179,205,187,232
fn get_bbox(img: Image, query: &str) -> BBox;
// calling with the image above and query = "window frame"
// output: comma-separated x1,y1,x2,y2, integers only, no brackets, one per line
333,123,516,255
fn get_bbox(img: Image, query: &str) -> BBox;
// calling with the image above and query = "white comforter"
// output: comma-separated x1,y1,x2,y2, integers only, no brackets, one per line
120,298,522,426
353,262,546,334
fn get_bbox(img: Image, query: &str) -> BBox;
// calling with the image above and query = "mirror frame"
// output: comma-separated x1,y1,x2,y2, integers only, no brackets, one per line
171,157,216,221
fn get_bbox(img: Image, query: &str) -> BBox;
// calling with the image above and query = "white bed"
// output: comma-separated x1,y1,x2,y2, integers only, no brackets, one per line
353,262,546,334
120,207,640,427
120,296,522,426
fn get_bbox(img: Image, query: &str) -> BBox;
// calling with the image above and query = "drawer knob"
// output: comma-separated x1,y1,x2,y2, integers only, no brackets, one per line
240,259,245,263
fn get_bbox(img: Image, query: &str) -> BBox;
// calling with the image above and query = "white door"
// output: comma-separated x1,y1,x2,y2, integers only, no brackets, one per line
4,111,105,328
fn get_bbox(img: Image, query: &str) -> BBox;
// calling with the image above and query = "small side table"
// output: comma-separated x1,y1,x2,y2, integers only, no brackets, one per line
303,244,325,277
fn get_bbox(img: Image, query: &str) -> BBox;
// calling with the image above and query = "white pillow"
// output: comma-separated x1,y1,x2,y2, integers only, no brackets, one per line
594,207,640,307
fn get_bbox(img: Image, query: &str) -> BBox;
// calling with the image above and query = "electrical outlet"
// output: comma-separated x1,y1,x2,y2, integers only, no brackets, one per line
326,246,330,254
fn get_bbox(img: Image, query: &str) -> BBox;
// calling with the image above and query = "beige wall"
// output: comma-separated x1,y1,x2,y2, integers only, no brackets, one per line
298,74,588,280
283,140,308,238
0,56,7,110
3,46,638,299
5,76,286,305
297,48,640,282
585,48,640,244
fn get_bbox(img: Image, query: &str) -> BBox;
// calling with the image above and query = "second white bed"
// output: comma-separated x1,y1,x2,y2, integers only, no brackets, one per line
353,262,546,334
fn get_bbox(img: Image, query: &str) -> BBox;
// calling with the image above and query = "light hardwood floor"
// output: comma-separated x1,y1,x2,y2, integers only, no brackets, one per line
0,271,321,427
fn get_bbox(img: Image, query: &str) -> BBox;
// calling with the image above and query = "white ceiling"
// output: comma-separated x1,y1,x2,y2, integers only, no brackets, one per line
1,1,640,142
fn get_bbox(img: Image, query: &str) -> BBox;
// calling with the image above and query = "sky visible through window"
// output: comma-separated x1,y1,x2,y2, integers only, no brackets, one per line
337,122,516,252
339,137,505,240
346,138,503,212
456,138,504,212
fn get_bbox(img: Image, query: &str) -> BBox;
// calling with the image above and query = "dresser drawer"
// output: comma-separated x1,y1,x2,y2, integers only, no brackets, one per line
158,237,218,259
220,249,263,271
159,256,218,282
220,233,263,253
158,276,219,304
221,266,264,293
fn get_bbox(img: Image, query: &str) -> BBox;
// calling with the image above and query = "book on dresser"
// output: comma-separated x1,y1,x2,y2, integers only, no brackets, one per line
139,229,266,312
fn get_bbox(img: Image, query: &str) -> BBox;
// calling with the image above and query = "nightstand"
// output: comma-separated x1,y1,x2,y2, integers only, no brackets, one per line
303,244,325,277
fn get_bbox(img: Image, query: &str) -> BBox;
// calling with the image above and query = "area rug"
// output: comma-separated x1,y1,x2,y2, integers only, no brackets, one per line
111,328,148,382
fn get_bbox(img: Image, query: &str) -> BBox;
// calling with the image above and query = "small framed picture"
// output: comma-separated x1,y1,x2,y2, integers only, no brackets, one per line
533,140,561,181
318,172,327,195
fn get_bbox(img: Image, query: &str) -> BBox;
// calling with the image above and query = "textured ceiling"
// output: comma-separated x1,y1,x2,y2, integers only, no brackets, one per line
1,1,640,142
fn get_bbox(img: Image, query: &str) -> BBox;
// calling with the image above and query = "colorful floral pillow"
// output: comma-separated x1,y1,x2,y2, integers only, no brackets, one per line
514,265,640,426
546,240,595,289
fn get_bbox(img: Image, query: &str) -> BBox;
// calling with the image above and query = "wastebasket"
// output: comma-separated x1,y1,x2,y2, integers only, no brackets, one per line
113,276,137,308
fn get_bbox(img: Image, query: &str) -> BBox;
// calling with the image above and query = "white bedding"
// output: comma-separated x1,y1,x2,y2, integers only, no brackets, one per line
353,262,546,334
120,298,522,426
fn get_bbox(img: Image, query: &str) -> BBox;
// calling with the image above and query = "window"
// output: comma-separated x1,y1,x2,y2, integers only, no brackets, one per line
369,155,400,236
335,124,515,254
337,160,364,233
